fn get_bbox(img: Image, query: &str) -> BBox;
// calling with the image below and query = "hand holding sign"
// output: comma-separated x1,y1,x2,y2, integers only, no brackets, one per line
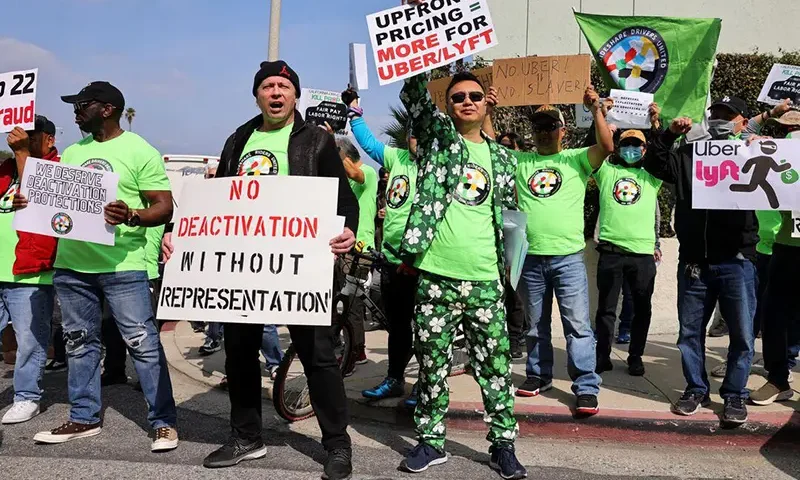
670,117,693,135
6,127,30,154
104,200,130,226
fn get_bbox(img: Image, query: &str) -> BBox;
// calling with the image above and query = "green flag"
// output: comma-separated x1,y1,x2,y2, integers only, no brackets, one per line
574,12,721,123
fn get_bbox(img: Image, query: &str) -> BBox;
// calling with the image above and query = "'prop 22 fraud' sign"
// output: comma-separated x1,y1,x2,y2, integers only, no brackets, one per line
0,69,38,133
367,0,498,85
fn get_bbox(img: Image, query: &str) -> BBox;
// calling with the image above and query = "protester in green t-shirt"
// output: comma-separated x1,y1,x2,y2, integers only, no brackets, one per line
19,82,179,453
592,129,662,378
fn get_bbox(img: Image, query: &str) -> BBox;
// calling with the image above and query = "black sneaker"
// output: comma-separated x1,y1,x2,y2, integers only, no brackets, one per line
45,359,67,373
708,318,728,337
722,396,748,426
203,437,267,468
596,357,614,374
199,339,221,356
510,342,524,360
575,394,599,416
400,443,448,473
489,444,527,479
100,372,128,387
671,392,711,416
322,448,353,480
627,356,645,376
515,377,552,397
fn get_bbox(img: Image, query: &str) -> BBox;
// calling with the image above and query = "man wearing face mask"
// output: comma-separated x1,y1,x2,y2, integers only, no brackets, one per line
642,96,759,426
593,130,662,377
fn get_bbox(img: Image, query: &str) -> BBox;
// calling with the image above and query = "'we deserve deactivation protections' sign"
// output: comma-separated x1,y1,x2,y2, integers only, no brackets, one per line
367,0,498,85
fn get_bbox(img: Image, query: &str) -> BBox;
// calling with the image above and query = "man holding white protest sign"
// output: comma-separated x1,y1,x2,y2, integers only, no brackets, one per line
0,115,60,425
199,60,358,480
19,82,180,452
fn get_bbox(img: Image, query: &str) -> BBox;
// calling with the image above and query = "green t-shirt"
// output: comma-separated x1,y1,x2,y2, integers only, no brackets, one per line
594,162,663,255
417,139,498,281
236,125,292,176
515,147,593,255
382,147,417,265
775,211,800,248
348,164,378,250
756,210,783,255
144,226,164,280
0,165,52,284
55,132,171,274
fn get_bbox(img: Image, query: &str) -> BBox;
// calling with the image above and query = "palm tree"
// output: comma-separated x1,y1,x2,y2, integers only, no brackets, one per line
382,105,410,150
124,107,136,131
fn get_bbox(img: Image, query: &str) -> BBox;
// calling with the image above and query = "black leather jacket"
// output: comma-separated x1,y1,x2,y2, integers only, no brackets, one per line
216,110,359,234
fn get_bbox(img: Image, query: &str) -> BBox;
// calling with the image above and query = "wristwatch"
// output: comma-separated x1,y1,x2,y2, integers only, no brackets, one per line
126,209,142,227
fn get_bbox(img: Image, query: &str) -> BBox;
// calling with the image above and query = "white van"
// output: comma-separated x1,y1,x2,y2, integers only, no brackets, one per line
162,154,219,206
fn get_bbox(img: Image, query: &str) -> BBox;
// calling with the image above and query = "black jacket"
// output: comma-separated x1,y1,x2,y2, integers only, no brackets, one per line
643,129,758,265
216,110,359,235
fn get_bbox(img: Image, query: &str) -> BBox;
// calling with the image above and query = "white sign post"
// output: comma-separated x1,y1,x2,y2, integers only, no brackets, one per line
298,88,350,135
349,43,369,91
607,89,654,129
158,176,343,326
0,69,38,133
13,157,119,245
758,64,800,106
367,0,498,86
692,140,800,210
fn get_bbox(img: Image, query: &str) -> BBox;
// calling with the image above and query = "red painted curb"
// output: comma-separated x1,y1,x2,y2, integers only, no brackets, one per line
160,321,177,333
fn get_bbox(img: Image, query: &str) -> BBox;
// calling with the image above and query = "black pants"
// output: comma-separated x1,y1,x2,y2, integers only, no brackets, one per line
381,267,418,381
505,282,527,347
595,250,656,361
762,244,800,386
224,322,351,450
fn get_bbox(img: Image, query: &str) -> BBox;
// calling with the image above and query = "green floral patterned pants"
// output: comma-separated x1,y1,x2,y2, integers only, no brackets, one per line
413,272,518,450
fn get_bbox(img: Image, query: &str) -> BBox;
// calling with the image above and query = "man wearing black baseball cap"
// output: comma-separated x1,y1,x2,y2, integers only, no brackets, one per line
0,115,60,425
200,60,358,480
706,95,750,140
26,81,179,452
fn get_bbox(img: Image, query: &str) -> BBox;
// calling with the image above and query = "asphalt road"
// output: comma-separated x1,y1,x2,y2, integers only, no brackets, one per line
0,363,798,479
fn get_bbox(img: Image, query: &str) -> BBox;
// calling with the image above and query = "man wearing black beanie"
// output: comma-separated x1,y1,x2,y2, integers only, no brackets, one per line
202,60,359,480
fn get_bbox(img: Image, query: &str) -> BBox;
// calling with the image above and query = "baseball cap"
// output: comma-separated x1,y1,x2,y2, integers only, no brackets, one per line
708,96,749,118
61,81,125,109
26,115,56,136
767,110,800,127
530,105,565,125
619,129,647,145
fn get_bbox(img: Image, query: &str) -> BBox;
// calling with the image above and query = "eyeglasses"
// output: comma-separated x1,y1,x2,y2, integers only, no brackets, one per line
450,91,485,104
533,123,562,133
73,100,97,113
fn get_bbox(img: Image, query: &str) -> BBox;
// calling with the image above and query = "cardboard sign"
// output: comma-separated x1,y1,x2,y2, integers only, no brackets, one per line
298,88,350,135
349,43,369,91
607,89,654,129
426,67,493,112
0,69,38,133
575,104,594,129
158,176,343,326
13,157,119,245
492,55,591,107
367,0,498,86
692,140,800,210
792,211,800,238
758,64,800,106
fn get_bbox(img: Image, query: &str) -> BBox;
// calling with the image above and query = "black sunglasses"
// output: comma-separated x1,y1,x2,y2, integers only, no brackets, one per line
450,91,485,104
73,100,98,113
533,122,562,132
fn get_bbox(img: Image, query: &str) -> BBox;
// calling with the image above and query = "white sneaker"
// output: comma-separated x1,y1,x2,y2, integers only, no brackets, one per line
2,400,40,424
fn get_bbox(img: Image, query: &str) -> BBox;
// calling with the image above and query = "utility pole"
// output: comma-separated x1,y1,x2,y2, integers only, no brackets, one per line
268,0,282,61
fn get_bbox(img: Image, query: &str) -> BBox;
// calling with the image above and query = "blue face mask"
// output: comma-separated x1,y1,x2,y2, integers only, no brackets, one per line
620,146,644,164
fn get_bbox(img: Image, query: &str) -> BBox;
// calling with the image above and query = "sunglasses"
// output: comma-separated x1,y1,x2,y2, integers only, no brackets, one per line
450,91,485,104
533,123,562,133
73,100,98,113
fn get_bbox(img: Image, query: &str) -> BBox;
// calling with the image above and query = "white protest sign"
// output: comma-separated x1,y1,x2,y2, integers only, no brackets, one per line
792,211,800,238
349,43,370,91
298,88,350,135
158,175,341,326
607,89,653,129
13,157,119,245
692,140,800,210
758,64,800,106
367,0,498,86
0,69,38,133
575,104,593,129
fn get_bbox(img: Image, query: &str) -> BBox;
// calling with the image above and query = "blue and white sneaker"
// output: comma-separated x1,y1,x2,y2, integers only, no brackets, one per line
404,383,419,408
615,331,631,344
362,377,404,400
400,443,448,473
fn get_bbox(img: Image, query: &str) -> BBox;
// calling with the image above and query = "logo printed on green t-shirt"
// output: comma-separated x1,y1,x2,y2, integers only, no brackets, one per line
0,180,18,213
51,212,74,235
387,174,410,208
455,162,491,206
528,168,562,198
613,178,642,205
238,150,280,176
82,158,114,171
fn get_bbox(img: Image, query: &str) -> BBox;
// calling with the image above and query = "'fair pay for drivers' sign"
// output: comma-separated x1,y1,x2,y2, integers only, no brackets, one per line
158,176,343,326
367,0,498,85
0,69,38,133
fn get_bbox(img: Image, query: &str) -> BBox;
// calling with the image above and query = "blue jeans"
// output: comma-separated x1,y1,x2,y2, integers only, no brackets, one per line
0,283,54,402
677,259,756,399
261,324,283,368
206,322,224,342
54,269,177,428
520,252,601,396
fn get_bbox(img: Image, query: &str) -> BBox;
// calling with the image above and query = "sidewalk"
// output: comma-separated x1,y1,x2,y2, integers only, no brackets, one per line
162,321,800,445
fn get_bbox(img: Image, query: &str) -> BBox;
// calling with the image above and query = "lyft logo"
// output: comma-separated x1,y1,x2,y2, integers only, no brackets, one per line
695,160,740,186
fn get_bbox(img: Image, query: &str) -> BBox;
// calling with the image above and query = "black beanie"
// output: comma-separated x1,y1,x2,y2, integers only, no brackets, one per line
252,60,301,98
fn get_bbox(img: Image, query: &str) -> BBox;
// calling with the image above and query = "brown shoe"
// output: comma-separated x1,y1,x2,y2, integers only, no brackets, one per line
750,381,793,406
33,421,102,444
151,426,179,452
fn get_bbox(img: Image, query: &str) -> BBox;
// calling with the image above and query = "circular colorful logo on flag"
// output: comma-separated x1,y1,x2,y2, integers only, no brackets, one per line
599,27,669,93
387,174,410,208
82,158,114,171
238,150,279,176
0,181,19,214
455,163,491,206
613,178,642,205
51,212,74,235
528,169,562,198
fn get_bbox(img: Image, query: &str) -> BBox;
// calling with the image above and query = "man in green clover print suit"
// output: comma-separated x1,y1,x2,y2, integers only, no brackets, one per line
396,66,526,479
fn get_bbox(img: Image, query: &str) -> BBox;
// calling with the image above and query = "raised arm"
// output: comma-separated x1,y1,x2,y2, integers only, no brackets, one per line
643,118,690,184
585,86,614,169
400,72,457,163
350,117,388,165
